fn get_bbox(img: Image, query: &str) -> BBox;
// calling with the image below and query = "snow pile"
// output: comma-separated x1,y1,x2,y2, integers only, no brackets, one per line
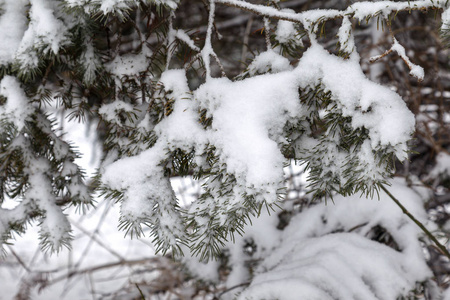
247,50,293,76
0,0,28,65
430,152,450,178
296,44,414,155
338,17,355,54
15,0,71,69
195,71,300,200
274,10,303,48
106,50,151,78
0,76,33,130
237,178,432,299
275,19,298,44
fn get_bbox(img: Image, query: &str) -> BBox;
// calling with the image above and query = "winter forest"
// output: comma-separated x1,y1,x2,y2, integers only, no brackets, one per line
0,0,450,299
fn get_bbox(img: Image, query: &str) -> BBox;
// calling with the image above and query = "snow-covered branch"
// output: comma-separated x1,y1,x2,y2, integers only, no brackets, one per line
216,0,447,27
1,1,450,297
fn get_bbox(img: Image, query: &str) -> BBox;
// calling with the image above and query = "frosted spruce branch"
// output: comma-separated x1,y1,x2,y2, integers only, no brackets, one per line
0,0,448,263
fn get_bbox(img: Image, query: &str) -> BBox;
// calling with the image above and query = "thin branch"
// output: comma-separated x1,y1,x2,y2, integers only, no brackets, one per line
369,24,424,81
184,52,202,71
369,48,393,63
241,15,253,69
5,245,31,273
216,0,306,24
203,0,216,78
69,218,125,261
215,0,447,27
71,199,114,272
380,184,450,260
43,257,170,288
263,17,272,49
217,281,251,298
136,283,146,300
211,52,227,77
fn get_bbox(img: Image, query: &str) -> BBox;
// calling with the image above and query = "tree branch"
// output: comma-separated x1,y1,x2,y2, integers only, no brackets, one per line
215,0,446,26
380,184,450,260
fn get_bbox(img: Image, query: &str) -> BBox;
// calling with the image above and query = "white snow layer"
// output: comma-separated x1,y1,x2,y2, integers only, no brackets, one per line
0,76,33,130
0,0,28,64
237,178,432,300
102,43,415,245
297,44,414,158
443,7,450,31
17,0,69,58
98,0,179,13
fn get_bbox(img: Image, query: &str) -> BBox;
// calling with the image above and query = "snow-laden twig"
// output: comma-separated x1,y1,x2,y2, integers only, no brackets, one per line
263,17,272,49
370,37,425,81
202,0,216,78
198,0,227,77
215,0,447,27
391,38,425,81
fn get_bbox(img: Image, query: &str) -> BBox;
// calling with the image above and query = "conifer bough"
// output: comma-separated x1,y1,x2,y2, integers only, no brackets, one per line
0,0,448,260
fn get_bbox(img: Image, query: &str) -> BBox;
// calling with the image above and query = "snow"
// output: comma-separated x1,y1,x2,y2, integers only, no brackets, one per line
98,0,179,14
297,44,415,158
338,17,355,54
106,50,151,78
391,38,425,81
173,29,200,51
443,7,450,31
19,0,69,55
275,12,303,47
195,72,301,194
201,0,216,78
0,76,33,130
348,1,445,21
0,0,28,64
156,70,206,148
1,0,448,298
216,0,448,32
99,37,417,256
98,100,136,124
237,178,432,300
247,50,293,76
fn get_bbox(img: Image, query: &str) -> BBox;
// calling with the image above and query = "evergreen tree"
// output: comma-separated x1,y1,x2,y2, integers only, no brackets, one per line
0,0,450,298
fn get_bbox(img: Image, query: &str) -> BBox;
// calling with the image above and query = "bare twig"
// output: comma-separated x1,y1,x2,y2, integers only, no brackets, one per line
380,184,450,260
241,16,253,69
216,281,251,298
69,218,125,261
44,257,172,288
369,48,393,63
